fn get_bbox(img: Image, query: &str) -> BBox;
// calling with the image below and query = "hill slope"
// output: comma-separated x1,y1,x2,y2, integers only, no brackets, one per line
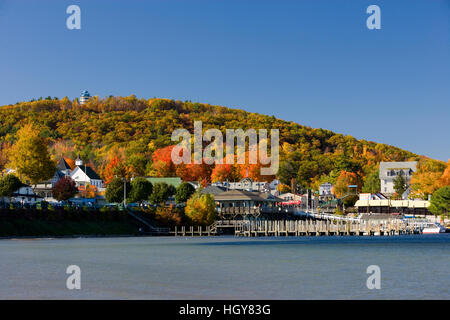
0,96,421,189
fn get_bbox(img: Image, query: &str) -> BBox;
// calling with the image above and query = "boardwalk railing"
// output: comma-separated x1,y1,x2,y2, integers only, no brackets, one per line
294,210,361,222
235,219,420,237
171,225,217,237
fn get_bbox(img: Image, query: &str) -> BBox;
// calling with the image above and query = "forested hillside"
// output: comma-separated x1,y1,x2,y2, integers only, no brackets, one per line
0,95,445,196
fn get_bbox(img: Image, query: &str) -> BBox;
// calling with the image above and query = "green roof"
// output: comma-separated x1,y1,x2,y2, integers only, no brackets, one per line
144,177,182,188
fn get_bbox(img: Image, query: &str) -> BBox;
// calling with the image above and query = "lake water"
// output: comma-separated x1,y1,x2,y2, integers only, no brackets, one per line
0,235,449,299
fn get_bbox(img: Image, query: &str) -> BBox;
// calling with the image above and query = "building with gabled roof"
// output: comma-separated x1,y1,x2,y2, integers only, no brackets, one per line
379,161,417,196
201,185,226,196
56,158,72,175
70,157,103,189
214,189,284,218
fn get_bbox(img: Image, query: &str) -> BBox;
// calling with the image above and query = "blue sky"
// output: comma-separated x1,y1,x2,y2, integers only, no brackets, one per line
0,0,449,160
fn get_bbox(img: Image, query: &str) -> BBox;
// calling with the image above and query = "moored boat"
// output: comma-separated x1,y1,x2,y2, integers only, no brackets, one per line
422,223,446,234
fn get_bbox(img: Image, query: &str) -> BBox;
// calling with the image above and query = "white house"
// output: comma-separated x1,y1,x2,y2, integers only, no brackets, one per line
278,192,302,204
319,182,333,196
70,156,103,189
379,161,417,196
9,185,41,205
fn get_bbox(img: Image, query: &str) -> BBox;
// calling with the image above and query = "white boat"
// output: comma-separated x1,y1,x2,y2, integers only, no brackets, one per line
422,223,446,234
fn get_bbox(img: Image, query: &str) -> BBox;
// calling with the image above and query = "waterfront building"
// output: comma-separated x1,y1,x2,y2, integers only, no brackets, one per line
319,182,333,196
358,193,388,201
278,192,303,205
379,161,417,196
32,158,73,201
201,185,226,196
213,178,273,192
33,170,67,201
79,90,91,105
214,190,283,219
56,158,72,176
354,198,431,215
70,157,103,189
8,185,42,205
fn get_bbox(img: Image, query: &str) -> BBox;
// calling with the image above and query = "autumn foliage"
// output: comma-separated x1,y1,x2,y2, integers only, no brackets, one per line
52,176,78,201
333,171,360,198
102,156,131,184
410,159,449,198
0,95,437,192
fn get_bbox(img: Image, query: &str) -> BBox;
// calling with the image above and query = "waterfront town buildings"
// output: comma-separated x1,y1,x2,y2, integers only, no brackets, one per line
2,157,104,204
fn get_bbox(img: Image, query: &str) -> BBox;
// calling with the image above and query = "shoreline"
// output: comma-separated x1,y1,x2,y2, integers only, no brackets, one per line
1,233,447,242
0,233,147,241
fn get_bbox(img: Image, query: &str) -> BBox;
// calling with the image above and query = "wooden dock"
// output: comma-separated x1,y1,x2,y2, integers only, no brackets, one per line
234,219,419,237
168,219,422,237
170,225,218,237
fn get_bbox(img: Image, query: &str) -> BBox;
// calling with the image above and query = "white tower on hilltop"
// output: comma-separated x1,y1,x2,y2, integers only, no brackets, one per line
79,90,91,105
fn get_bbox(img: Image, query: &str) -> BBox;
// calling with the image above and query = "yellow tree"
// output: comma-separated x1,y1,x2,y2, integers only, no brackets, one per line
333,171,359,198
185,191,217,225
7,124,56,184
410,159,446,198
0,142,11,172
439,160,450,187
277,183,291,194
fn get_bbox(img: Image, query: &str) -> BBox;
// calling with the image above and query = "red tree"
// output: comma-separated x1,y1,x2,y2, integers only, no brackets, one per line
103,156,130,184
211,163,234,182
52,176,78,201
152,145,177,177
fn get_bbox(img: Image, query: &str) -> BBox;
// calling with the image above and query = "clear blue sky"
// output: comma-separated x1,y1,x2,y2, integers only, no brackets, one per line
0,0,449,160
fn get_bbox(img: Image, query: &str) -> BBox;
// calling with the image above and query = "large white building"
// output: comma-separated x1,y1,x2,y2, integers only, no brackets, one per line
379,161,417,196
70,156,103,189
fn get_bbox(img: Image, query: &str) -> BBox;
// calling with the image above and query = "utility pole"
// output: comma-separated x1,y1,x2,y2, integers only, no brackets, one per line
123,178,127,208
306,189,309,212
84,162,87,199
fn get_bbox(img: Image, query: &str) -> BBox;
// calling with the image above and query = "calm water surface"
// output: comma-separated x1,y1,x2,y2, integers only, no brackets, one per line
0,235,448,299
